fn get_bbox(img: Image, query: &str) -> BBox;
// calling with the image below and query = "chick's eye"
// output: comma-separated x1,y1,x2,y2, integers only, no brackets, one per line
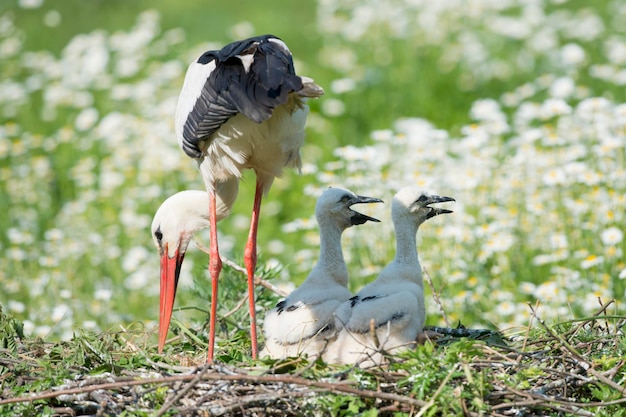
416,195,428,203
339,194,351,203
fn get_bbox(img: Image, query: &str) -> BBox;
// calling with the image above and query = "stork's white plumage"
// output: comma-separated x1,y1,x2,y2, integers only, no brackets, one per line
260,187,383,360
151,189,235,352
165,35,323,361
324,187,454,367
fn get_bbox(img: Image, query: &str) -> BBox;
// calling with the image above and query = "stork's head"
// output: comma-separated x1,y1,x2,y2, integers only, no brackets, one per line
315,187,384,229
151,190,214,353
392,186,455,226
151,191,212,257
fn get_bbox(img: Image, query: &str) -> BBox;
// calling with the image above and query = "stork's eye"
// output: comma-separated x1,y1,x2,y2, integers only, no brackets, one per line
338,194,351,203
154,227,163,242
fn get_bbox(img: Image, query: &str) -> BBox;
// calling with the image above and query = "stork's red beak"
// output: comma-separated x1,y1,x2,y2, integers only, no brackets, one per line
158,244,184,353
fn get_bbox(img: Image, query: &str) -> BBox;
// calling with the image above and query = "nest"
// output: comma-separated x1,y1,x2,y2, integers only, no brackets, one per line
1,300,625,416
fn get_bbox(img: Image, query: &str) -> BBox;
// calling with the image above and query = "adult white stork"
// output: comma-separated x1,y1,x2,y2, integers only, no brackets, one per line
261,187,383,360
324,187,454,367
151,189,232,353
170,34,323,361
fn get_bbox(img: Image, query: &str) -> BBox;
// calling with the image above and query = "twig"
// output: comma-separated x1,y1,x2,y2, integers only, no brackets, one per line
155,364,211,417
496,384,626,412
422,266,449,327
564,298,615,339
530,372,589,395
492,395,596,417
49,407,76,416
201,390,313,416
480,344,519,364
118,325,194,373
195,241,288,297
292,350,326,377
529,304,626,395
415,363,458,417
171,317,207,348
222,292,249,319
521,300,539,354
0,368,428,408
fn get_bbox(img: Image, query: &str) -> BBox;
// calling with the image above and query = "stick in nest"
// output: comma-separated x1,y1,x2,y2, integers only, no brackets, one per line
528,304,626,396
422,266,449,327
195,241,289,297
155,364,211,417
0,369,428,409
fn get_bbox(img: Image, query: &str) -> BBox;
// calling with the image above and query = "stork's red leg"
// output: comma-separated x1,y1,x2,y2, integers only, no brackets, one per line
207,189,222,362
243,180,263,359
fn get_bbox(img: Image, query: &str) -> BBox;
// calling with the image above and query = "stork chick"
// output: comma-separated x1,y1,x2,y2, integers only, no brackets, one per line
261,187,383,359
325,187,454,367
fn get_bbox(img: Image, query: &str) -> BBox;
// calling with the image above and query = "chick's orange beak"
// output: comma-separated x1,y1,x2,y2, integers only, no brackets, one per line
158,244,184,353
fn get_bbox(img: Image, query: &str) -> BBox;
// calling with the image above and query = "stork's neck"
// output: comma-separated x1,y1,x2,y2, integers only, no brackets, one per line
373,217,424,287
310,222,349,287
394,219,419,263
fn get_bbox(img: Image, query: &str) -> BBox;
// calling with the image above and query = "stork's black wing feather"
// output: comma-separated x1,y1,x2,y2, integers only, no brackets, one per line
275,299,304,315
180,35,303,159
349,295,360,308
275,300,287,314
216,36,302,123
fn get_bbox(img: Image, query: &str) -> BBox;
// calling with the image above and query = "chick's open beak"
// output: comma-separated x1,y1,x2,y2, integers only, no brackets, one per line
350,195,384,225
426,195,455,219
